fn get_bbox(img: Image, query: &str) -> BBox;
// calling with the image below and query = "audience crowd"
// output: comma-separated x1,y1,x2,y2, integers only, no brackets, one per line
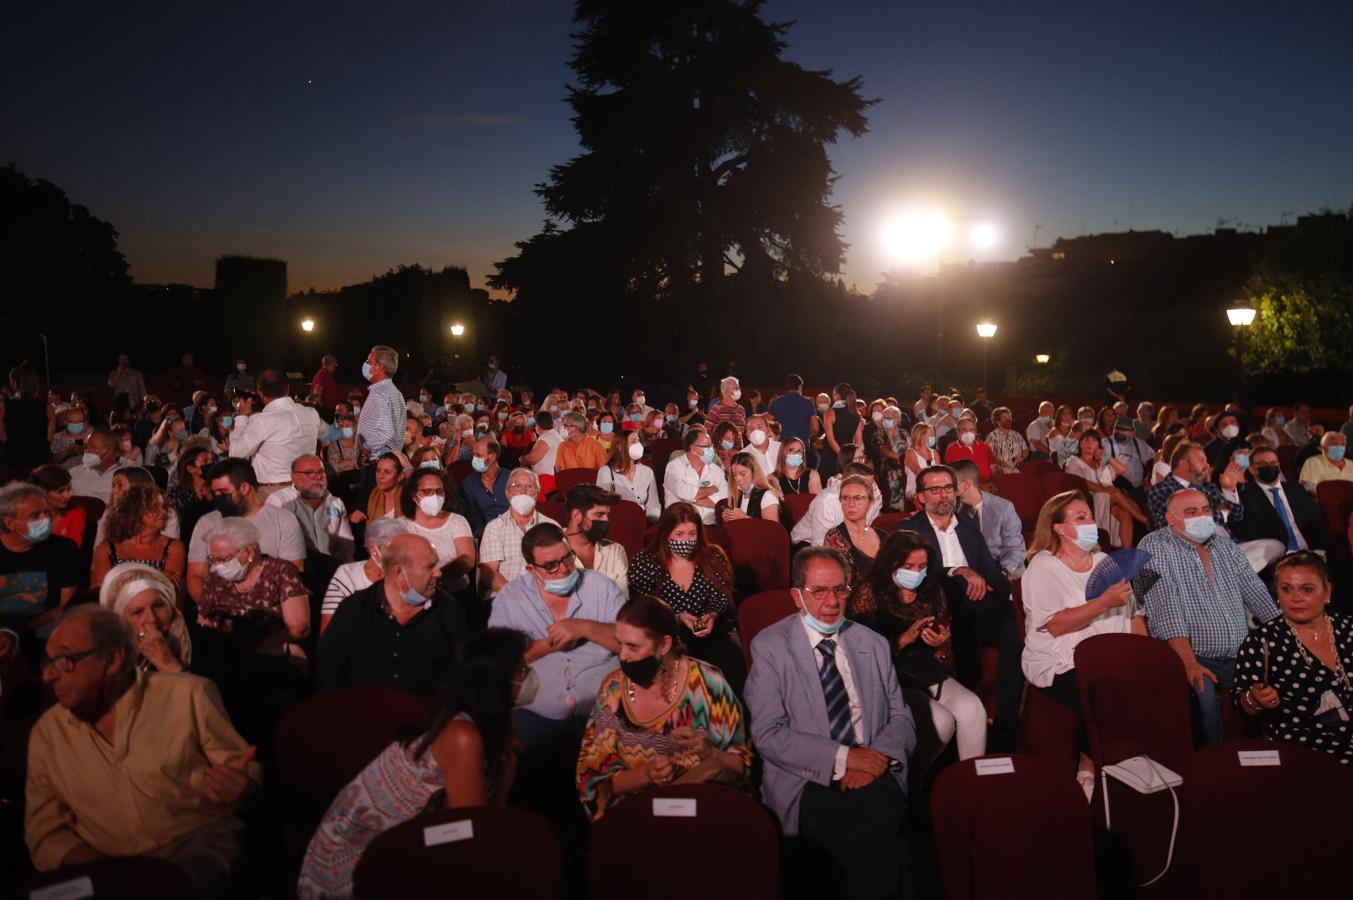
1,349,1352,899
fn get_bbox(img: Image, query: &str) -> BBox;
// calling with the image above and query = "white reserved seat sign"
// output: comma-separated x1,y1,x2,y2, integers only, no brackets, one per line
1237,749,1281,767
975,757,1016,776
652,797,698,817
29,877,94,900
424,819,474,846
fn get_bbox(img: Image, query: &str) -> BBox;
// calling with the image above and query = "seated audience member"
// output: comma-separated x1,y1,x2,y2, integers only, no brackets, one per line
26,606,260,900
479,469,559,599
461,437,511,538
722,451,783,524
1026,401,1056,459
663,429,728,526
299,628,529,900
0,483,82,630
904,422,938,504
1261,407,1295,448
774,436,823,497
743,414,782,478
986,406,1029,475
1203,410,1248,471
952,459,1026,578
851,530,985,761
596,431,662,522
628,502,744,693
1021,492,1145,795
187,458,305,602
320,516,409,634
487,523,623,761
266,454,355,563
401,468,475,595
556,411,608,471
563,484,629,595
30,465,85,549
90,483,186,588
1147,441,1244,531
167,445,215,551
317,533,467,697
1234,552,1351,765
1048,406,1081,467
576,595,751,820
1135,489,1280,746
1232,446,1327,553
899,465,1022,745
68,430,121,503
1285,402,1314,446
323,413,359,475
111,423,142,467
791,459,881,547
353,452,405,525
1102,417,1154,496
746,547,917,900
198,517,310,662
49,405,90,466
1065,428,1147,545
519,410,563,496
824,475,885,579
93,465,182,545
1151,432,1187,486
1299,432,1353,493
711,421,742,469
943,416,995,483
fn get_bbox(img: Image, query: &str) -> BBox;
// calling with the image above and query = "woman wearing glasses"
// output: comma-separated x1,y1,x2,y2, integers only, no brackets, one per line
401,468,476,595
824,475,886,579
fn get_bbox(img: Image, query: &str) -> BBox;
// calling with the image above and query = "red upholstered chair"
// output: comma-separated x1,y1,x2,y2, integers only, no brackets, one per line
536,499,567,524
1019,459,1057,478
588,784,779,900
552,466,598,499
707,518,790,598
644,438,681,468
1275,444,1298,483
782,492,815,527
1316,480,1353,560
737,589,798,669
68,494,105,528
871,511,908,533
1185,739,1353,899
991,471,1044,530
445,458,475,487
1041,470,1087,501
10,857,200,900
606,499,647,560
353,806,561,900
931,754,1095,900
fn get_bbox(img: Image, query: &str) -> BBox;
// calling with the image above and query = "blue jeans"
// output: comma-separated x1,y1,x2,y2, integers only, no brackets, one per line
1192,655,1235,746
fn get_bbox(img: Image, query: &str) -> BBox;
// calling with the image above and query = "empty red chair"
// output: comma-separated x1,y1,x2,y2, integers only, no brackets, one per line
1041,470,1087,501
10,857,200,900
782,493,815,527
536,499,567,524
552,466,598,499
445,458,475,487
68,493,105,526
871,511,908,533
931,754,1095,900
354,806,561,900
1018,459,1057,478
993,471,1044,530
1316,480,1353,560
1185,739,1353,899
588,784,779,900
645,438,682,467
737,589,798,668
606,498,647,560
708,518,790,598
1275,444,1298,483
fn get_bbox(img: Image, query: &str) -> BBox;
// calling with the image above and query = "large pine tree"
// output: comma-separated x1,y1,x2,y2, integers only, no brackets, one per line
491,1,872,379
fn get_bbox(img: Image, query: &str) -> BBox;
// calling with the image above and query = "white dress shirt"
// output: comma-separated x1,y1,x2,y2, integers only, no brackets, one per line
799,616,863,779
596,463,662,520
69,463,118,503
745,440,781,481
662,454,728,525
229,396,323,483
928,513,969,570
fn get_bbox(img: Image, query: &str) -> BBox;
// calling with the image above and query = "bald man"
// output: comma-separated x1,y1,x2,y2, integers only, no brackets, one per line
1133,489,1279,745
68,431,120,502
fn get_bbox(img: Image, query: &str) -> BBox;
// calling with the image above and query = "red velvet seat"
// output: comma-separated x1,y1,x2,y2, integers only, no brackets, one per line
10,857,201,899
992,471,1044,530
1275,443,1298,483
588,784,779,900
445,458,474,487
737,589,798,669
1185,739,1353,899
536,499,567,524
782,492,815,527
606,498,647,560
354,806,561,900
871,511,908,533
1316,480,1353,560
552,466,598,499
68,494,105,526
1041,470,1087,501
706,518,791,598
931,754,1095,900
1018,459,1058,478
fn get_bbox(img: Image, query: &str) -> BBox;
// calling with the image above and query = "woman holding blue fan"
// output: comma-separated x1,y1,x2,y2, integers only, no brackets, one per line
1022,490,1147,796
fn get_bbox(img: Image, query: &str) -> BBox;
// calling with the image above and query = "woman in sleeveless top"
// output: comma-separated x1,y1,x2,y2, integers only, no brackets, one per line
821,382,863,479
904,422,937,506
774,437,823,496
90,482,186,589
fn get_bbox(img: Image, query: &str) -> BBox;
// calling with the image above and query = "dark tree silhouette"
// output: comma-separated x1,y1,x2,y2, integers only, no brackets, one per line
490,1,873,381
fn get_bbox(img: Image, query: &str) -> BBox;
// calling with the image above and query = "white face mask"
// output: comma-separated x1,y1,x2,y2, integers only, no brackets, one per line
212,553,248,583
1220,425,1240,440
509,493,536,516
731,389,742,401
635,395,646,406
748,429,767,446
959,431,976,445
418,494,444,516
871,411,884,423
627,441,645,461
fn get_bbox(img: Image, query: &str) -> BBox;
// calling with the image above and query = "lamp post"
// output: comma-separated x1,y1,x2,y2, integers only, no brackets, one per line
449,323,465,382
300,318,315,379
1226,301,1256,380
976,321,997,388
1035,353,1050,365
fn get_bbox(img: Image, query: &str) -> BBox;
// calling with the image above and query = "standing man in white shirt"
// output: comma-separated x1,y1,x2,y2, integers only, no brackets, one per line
228,370,322,499
355,346,407,460
662,430,728,525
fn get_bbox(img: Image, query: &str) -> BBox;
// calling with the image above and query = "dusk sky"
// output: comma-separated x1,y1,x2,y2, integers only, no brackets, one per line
6,1,1351,296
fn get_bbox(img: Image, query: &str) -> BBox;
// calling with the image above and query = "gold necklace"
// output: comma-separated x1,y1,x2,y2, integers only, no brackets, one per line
626,659,678,706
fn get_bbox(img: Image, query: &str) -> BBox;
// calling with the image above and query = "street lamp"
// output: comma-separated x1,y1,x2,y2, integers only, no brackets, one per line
449,323,466,382
1227,301,1256,378
300,318,315,376
976,322,997,389
449,323,465,337
300,318,315,333
1035,353,1051,365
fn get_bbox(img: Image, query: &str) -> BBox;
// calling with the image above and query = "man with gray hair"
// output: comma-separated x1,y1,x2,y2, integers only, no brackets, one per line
705,376,747,429
318,515,408,633
356,344,406,458
555,411,606,470
0,483,82,633
266,454,355,562
479,468,560,597
26,606,260,898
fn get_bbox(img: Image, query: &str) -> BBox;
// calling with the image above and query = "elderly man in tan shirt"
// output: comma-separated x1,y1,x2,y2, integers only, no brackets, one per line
26,607,260,899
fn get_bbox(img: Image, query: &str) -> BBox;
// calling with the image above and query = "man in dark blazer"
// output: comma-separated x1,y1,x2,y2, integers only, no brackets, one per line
1231,446,1327,553
896,464,1023,745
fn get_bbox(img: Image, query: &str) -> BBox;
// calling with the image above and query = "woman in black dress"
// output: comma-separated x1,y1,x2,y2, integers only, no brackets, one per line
820,382,863,479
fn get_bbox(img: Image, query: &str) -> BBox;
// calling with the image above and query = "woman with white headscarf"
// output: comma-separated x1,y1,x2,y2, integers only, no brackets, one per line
98,562,192,673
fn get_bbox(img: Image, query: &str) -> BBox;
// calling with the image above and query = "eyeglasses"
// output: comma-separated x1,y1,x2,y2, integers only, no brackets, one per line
531,549,577,574
840,494,871,504
921,485,956,496
800,585,851,600
206,548,246,565
40,647,103,674
415,489,446,498
293,469,325,479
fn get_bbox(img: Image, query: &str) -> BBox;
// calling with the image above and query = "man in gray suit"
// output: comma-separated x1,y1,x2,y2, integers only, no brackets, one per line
952,459,1027,578
746,547,917,900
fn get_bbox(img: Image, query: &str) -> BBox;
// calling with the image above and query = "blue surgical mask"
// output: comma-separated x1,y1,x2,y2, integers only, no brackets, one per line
341,426,354,439
1182,515,1216,542
543,567,581,596
630,413,642,422
892,567,926,590
785,452,804,468
832,400,845,409
471,456,488,473
399,571,431,607
1234,454,1250,470
476,403,486,412
221,415,234,429
66,422,85,435
800,601,844,635
927,435,937,448
720,439,735,451
361,361,374,381
526,417,536,428
600,422,614,435
1274,415,1286,427
665,414,677,424
26,516,52,543
1070,523,1099,551
1330,446,1347,462
699,446,716,464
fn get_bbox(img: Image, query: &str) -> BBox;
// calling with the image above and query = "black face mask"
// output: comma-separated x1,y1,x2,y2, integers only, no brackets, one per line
584,520,610,543
619,654,661,686
1255,465,1282,485
215,494,244,516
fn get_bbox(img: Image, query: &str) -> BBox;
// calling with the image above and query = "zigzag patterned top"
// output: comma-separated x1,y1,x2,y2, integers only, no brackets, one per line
576,658,752,820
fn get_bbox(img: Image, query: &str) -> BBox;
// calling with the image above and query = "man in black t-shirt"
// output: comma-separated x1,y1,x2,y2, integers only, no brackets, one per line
0,483,82,635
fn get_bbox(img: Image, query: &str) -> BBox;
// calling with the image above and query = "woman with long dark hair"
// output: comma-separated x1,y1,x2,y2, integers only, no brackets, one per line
298,628,532,899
